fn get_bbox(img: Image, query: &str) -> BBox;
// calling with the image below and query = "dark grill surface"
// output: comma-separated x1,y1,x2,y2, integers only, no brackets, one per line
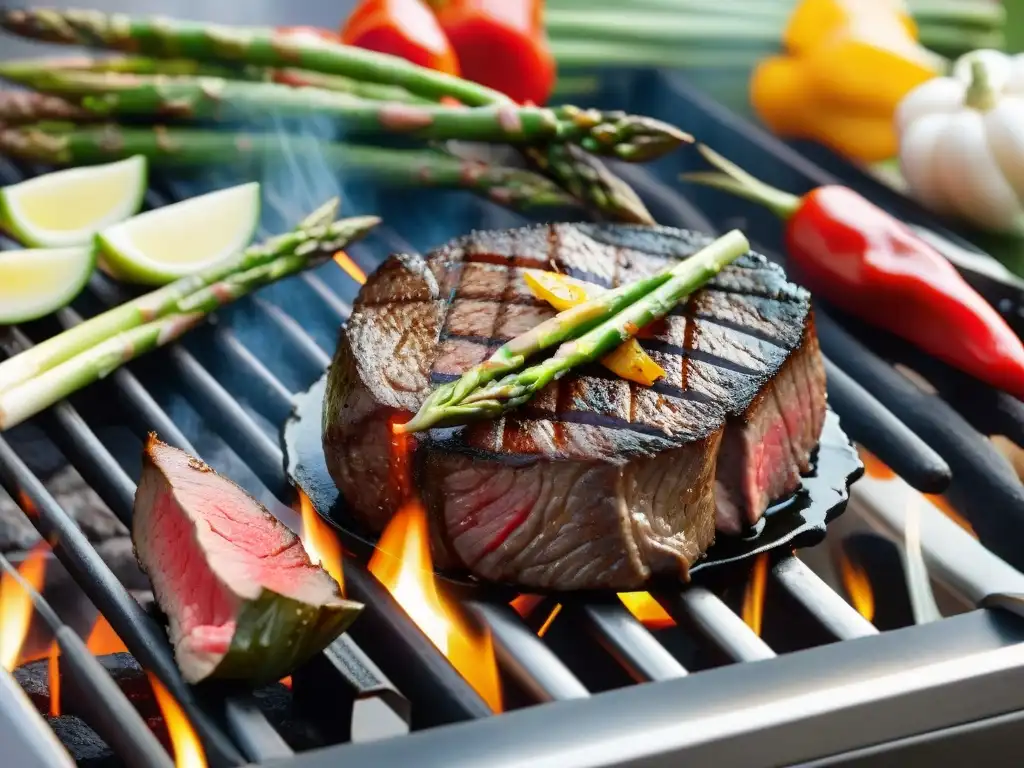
1,60,1024,768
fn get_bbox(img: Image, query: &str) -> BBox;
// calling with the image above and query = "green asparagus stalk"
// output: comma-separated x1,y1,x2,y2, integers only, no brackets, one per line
0,55,433,104
0,199,375,394
0,53,264,81
15,70,688,162
0,222,376,431
397,230,749,433
0,89,88,123
0,123,580,213
0,8,655,222
0,8,507,106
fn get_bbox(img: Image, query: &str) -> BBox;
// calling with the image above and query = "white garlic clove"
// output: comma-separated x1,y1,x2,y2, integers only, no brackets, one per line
933,110,1024,232
899,113,960,216
894,77,966,135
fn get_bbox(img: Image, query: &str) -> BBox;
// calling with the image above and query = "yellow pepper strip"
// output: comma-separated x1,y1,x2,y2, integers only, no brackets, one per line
523,269,666,387
751,0,941,164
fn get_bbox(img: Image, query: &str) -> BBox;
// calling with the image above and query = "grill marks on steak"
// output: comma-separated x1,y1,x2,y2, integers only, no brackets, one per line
323,223,827,589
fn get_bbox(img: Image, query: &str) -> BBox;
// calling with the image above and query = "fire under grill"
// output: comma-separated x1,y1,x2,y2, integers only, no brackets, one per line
1,69,1024,768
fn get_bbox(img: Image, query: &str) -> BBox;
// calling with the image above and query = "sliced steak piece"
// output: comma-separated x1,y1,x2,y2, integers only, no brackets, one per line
133,436,362,683
324,223,827,590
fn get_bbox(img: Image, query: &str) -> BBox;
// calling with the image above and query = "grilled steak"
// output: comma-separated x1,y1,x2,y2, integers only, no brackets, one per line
323,224,827,590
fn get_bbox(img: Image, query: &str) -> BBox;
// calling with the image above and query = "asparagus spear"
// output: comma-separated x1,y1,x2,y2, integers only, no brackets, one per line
0,55,432,104
0,89,87,123
0,7,655,222
0,8,506,106
0,199,371,394
0,123,579,213
16,70,688,162
398,230,749,433
0,217,377,431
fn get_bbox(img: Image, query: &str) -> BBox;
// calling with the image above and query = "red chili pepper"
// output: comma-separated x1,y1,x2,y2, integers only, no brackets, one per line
685,145,1024,401
425,0,555,105
340,0,460,76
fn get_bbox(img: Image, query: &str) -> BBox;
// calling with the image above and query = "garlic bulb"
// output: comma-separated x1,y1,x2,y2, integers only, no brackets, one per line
895,49,1024,234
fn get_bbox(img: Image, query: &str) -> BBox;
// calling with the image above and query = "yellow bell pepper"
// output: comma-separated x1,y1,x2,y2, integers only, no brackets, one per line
751,0,941,163
523,270,666,387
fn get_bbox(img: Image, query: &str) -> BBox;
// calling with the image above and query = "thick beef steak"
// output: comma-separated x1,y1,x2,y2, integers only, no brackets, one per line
323,224,827,590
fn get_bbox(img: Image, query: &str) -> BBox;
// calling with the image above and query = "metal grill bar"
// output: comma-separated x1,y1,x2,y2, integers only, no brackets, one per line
468,601,591,702
663,588,775,662
771,557,877,641
575,602,688,682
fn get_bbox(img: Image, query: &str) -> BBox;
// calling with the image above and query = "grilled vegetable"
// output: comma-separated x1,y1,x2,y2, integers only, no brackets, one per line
425,0,556,105
398,230,749,433
523,269,666,385
0,201,380,429
0,7,650,223
17,70,688,161
134,434,362,684
0,88,87,123
751,0,941,162
341,0,460,75
0,54,430,104
0,124,578,213
684,145,1024,401
897,49,1024,234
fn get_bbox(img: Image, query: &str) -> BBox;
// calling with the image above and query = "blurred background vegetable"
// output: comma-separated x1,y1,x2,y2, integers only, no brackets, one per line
896,48,1024,234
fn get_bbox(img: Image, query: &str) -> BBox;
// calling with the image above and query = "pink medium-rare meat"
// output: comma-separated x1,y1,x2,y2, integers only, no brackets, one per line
132,435,361,684
323,223,828,590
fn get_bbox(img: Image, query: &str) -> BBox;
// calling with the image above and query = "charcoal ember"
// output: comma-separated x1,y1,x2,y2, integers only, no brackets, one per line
253,681,327,751
47,715,123,768
0,465,127,553
14,654,165,727
0,487,39,551
46,467,128,542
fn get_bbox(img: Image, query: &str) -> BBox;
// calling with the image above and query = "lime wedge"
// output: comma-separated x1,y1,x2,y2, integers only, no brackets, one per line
0,246,96,324
0,156,147,248
96,182,260,286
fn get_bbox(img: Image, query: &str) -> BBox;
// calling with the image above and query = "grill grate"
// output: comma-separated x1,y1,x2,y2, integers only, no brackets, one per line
0,67,1022,768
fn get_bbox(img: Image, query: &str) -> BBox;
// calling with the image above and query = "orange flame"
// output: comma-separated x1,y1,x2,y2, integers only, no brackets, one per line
48,641,60,717
334,251,366,285
923,493,978,539
86,614,129,656
618,592,676,630
509,594,543,618
741,554,769,636
859,446,978,540
369,499,502,713
537,604,562,637
279,676,292,690
16,490,38,518
0,541,47,671
149,673,208,768
298,491,345,593
835,549,875,622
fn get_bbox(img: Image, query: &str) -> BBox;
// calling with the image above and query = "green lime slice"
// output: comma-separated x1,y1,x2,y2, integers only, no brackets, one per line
0,245,96,324
96,182,261,286
0,156,147,248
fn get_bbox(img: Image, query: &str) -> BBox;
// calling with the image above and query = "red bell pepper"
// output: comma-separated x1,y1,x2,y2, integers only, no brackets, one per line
340,0,460,76
685,145,1024,401
425,0,555,105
